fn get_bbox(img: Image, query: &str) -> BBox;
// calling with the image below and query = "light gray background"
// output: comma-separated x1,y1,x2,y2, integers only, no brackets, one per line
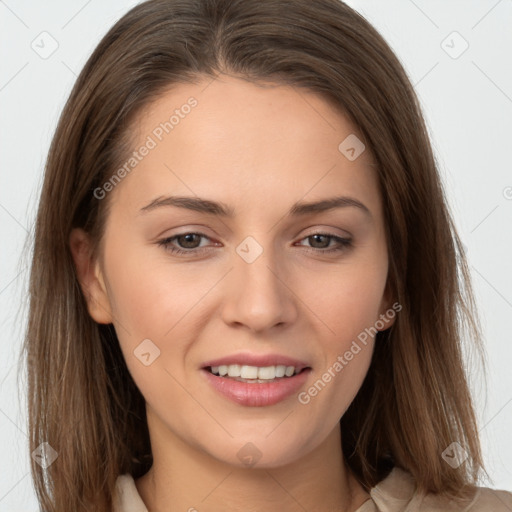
1,0,511,508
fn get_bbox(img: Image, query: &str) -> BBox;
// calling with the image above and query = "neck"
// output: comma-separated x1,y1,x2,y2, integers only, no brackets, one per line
135,408,370,512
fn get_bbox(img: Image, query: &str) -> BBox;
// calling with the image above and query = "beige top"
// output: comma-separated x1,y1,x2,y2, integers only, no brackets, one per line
113,467,512,511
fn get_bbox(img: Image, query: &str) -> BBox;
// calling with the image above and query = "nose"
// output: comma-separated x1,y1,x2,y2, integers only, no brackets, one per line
221,244,298,333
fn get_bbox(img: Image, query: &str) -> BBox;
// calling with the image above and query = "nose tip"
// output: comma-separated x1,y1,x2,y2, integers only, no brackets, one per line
221,247,298,332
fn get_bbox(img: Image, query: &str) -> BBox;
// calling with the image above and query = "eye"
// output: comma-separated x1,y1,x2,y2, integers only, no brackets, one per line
295,233,353,254
157,231,352,257
157,232,214,256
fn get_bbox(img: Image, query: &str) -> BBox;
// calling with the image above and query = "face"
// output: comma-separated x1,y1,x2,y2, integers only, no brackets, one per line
71,75,395,468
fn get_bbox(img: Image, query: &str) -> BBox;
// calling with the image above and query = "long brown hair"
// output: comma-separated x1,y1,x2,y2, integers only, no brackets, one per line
22,0,487,509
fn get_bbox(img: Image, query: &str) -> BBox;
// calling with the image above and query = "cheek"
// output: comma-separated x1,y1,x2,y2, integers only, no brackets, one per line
103,237,213,338
102,241,227,398
298,257,386,409
306,259,387,343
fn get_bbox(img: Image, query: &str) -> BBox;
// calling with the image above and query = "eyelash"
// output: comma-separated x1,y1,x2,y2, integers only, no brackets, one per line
157,232,353,256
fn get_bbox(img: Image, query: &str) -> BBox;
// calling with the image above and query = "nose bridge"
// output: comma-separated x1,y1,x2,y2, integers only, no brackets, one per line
221,235,297,332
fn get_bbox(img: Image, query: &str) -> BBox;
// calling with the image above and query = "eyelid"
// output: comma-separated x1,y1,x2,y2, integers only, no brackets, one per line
154,223,220,239
300,225,352,238
157,229,353,257
157,224,351,245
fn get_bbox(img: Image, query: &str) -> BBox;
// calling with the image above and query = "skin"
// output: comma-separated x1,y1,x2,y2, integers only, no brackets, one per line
70,74,396,511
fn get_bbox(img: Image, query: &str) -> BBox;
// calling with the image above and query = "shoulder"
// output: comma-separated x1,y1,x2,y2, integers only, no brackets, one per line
113,470,512,512
113,474,148,512
369,466,512,512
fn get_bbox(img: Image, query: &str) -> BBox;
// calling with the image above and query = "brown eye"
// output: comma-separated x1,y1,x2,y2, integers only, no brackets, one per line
157,232,213,256
175,233,202,249
308,234,331,249
296,233,353,254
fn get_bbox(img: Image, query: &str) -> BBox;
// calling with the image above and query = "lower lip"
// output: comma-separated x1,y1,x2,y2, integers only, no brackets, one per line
202,368,311,407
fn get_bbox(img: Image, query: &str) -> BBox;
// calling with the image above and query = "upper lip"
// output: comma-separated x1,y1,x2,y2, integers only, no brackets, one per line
202,352,311,372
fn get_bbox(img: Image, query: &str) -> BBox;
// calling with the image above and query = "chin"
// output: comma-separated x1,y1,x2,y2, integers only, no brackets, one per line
204,435,310,469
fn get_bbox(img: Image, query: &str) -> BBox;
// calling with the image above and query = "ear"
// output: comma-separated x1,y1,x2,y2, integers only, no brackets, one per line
376,279,398,331
69,228,113,324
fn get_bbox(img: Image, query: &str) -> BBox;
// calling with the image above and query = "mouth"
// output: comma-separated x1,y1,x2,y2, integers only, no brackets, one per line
201,364,312,407
205,364,309,383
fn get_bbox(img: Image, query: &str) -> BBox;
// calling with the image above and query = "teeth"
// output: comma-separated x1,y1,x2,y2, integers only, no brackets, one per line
241,365,259,379
227,364,241,377
275,365,286,378
209,364,299,379
257,366,276,379
284,366,295,377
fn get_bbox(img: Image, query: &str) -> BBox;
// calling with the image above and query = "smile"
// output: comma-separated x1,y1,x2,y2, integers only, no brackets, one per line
202,366,312,407
208,364,301,381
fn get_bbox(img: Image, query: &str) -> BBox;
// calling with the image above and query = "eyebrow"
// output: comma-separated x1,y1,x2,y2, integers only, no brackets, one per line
139,195,372,219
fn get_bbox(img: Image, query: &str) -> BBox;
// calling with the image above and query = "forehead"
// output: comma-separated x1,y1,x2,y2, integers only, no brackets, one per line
113,75,382,219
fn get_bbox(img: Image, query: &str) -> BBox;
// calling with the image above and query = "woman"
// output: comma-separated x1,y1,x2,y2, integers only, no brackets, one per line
23,0,512,510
